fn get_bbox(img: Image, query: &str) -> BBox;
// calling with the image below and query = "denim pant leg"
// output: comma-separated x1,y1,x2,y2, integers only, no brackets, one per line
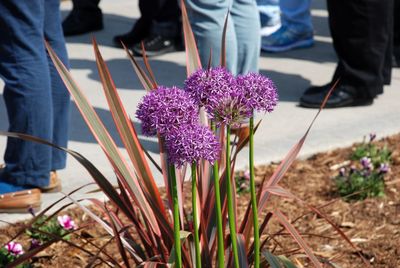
44,0,71,170
280,0,313,32
0,1,55,187
185,0,259,75
231,0,261,74
186,0,238,74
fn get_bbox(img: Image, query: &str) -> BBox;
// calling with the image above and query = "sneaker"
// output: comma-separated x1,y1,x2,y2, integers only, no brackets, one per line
260,23,281,37
62,9,103,36
261,26,314,52
131,35,180,57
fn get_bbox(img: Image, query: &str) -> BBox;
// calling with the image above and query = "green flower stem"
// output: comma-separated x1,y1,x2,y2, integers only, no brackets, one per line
169,166,182,268
191,163,202,268
249,116,260,268
226,125,240,268
211,122,225,268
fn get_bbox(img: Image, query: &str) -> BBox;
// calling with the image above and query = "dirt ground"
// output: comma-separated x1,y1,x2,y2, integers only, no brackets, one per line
1,134,399,267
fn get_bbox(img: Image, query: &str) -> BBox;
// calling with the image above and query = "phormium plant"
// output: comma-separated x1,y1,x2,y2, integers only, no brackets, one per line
0,1,370,267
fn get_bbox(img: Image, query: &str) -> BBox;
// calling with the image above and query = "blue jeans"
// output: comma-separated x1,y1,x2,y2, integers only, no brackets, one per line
280,0,313,33
0,0,70,188
186,0,260,75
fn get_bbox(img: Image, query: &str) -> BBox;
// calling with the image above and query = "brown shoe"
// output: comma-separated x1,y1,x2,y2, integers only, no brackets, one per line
0,165,62,193
0,189,41,213
40,171,62,193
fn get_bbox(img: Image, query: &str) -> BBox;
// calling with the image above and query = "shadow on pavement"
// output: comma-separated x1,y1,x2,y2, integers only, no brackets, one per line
69,58,187,90
260,69,311,102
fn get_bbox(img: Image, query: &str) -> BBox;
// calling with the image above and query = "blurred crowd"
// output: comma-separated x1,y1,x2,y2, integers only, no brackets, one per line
0,0,399,212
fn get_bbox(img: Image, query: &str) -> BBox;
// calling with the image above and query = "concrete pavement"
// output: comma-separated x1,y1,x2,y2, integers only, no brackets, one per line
1,0,399,224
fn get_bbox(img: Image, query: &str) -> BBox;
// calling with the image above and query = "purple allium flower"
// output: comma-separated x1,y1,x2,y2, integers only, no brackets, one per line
379,163,390,174
210,89,252,127
136,86,199,136
235,72,278,113
184,67,235,110
5,242,24,256
339,167,346,177
369,133,376,142
57,215,77,230
360,157,373,170
164,124,220,167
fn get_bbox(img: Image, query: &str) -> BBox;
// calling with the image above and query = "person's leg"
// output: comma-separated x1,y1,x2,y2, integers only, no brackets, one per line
131,0,183,56
185,0,238,74
44,0,71,171
392,0,400,66
0,1,52,189
62,0,103,36
231,0,261,74
261,0,313,52
300,0,393,108
280,0,312,32
328,0,393,99
71,0,101,11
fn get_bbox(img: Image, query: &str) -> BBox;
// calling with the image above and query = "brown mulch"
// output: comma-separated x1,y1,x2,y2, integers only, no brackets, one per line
1,134,399,267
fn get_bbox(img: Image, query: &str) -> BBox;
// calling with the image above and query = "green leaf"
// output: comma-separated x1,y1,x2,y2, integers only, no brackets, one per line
277,255,298,268
262,250,282,268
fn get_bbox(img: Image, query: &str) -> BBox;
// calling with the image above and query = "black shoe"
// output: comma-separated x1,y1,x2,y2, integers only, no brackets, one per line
131,35,180,57
113,19,152,48
302,83,332,96
62,10,103,36
299,85,374,108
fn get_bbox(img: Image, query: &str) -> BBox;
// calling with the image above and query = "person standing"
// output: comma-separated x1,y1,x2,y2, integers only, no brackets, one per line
0,0,70,212
299,0,394,108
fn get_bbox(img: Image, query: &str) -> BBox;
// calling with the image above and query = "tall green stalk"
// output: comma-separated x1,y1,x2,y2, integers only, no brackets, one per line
226,125,239,268
211,122,225,267
249,116,260,267
169,166,182,268
191,163,201,268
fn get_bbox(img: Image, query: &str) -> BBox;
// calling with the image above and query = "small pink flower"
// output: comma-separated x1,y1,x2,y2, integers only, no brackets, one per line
57,215,77,230
5,241,24,256
243,169,250,181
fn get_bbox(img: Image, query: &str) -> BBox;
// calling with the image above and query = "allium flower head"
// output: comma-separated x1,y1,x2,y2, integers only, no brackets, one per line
184,67,234,110
5,241,24,256
236,72,278,112
164,124,220,167
210,89,252,127
136,86,199,136
360,157,373,170
57,215,77,230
